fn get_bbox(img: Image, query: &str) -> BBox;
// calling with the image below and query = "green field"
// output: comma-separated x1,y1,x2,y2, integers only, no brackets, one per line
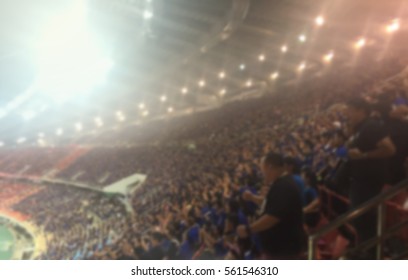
0,225,14,260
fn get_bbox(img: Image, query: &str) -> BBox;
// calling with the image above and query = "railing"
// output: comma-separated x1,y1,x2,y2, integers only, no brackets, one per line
308,179,408,260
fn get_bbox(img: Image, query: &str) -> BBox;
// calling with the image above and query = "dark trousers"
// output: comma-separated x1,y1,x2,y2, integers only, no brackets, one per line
349,180,383,259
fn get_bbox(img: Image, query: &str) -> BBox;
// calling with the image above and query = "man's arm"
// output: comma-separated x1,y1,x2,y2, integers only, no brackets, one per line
367,136,396,159
237,214,279,238
249,214,280,233
348,136,396,160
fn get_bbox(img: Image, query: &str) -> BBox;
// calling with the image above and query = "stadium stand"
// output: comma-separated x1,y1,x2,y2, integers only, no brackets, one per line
0,0,408,261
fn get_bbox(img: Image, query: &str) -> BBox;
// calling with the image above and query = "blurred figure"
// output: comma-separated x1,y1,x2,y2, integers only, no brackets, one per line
345,98,396,258
141,232,165,260
284,157,307,205
237,152,306,259
373,92,408,185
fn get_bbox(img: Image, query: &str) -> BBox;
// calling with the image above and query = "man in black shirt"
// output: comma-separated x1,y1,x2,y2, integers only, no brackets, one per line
373,93,408,184
141,232,165,260
346,98,396,258
238,152,306,259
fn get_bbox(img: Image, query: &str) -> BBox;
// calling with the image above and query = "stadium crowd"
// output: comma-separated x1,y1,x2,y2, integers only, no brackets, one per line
0,54,407,259
87,56,408,260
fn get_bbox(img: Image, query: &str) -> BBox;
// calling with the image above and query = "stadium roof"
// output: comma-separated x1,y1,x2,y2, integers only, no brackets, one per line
0,0,407,146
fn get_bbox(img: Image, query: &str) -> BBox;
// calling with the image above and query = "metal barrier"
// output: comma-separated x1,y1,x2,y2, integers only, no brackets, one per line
308,179,408,260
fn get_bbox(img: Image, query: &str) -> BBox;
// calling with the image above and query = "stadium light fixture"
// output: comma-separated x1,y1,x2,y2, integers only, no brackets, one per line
75,122,83,132
94,117,103,127
160,95,167,102
240,64,246,70
219,89,227,96
139,103,145,109
56,128,63,136
386,19,400,33
37,138,46,146
299,34,307,42
354,38,366,49
198,80,206,87
218,72,226,79
281,45,288,53
143,10,153,19
258,54,266,62
298,62,306,72
315,16,325,26
17,137,26,144
323,51,334,63
142,110,149,117
167,107,174,113
246,79,253,87
270,72,279,80
181,87,188,94
0,142,4,147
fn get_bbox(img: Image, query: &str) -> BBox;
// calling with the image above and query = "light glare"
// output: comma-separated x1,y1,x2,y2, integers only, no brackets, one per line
75,122,83,131
56,128,63,136
386,19,400,33
94,117,103,127
315,16,325,26
354,38,366,49
143,10,153,19
323,51,334,63
270,72,279,80
22,111,36,121
298,62,306,72
34,1,113,102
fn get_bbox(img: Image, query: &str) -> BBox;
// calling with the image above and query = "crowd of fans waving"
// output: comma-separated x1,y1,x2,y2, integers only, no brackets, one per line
0,55,407,259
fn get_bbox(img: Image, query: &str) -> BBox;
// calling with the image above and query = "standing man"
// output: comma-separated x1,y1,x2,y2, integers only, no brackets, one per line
238,152,306,259
345,98,396,258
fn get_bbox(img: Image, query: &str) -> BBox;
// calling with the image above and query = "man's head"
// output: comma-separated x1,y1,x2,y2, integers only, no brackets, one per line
284,157,300,175
261,152,285,185
346,97,371,127
151,232,164,246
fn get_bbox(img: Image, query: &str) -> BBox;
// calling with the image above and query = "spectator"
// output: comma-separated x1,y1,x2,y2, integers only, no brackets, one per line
237,152,306,259
373,92,408,184
284,157,307,205
141,232,165,260
345,97,396,258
